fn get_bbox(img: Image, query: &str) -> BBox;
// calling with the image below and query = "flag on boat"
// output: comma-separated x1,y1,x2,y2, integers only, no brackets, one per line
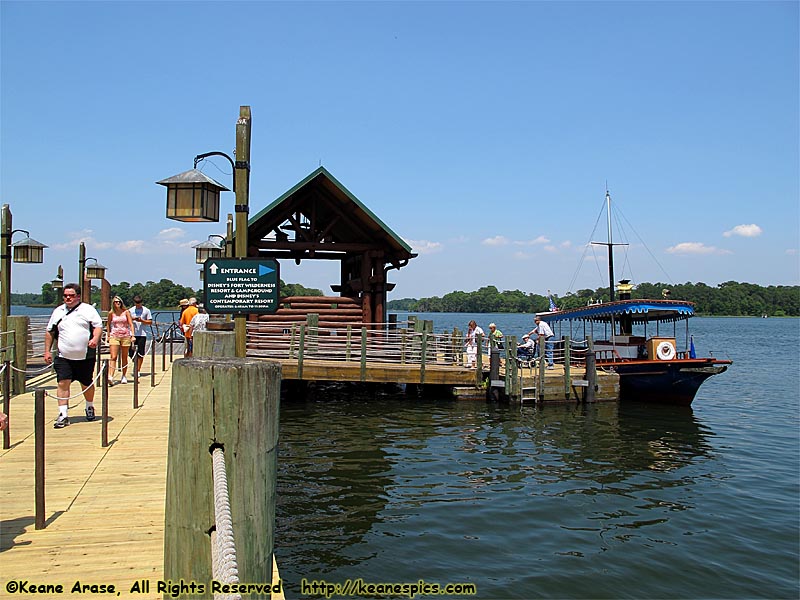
547,291,558,312
689,335,697,359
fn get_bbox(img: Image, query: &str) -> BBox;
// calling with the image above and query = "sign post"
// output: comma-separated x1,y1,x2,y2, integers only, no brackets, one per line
204,258,280,315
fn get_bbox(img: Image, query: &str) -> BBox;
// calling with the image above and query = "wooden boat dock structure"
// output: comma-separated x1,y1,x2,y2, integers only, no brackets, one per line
246,315,619,403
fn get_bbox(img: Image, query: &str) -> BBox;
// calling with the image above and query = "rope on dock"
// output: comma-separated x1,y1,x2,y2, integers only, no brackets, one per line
10,362,53,375
42,367,105,401
210,446,241,600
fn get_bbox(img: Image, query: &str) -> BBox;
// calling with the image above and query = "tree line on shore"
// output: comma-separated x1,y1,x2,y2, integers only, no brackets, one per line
386,281,800,317
11,279,324,310
12,279,798,317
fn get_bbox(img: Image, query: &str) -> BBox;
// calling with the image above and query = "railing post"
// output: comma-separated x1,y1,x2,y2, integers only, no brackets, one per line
346,325,352,362
289,323,297,359
564,335,571,400
150,340,156,387
475,333,483,387
101,360,109,448
162,335,166,372
133,356,139,409
2,359,10,449
538,335,547,402
297,325,305,380
164,357,281,588
34,387,45,529
360,326,367,382
307,313,319,353
506,335,518,398
419,329,428,384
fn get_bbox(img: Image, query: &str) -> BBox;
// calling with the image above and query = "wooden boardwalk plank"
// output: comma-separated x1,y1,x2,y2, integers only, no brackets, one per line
1,359,284,599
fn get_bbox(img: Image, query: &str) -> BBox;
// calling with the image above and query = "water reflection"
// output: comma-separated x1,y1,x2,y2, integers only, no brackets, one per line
276,386,716,597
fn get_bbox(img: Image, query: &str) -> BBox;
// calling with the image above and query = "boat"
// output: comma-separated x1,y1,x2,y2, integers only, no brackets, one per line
539,191,731,406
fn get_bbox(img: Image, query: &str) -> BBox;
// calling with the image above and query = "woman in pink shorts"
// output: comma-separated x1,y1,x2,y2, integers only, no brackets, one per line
107,296,135,385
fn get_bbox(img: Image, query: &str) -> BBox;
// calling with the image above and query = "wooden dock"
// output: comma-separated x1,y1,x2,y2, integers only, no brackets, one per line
0,360,283,599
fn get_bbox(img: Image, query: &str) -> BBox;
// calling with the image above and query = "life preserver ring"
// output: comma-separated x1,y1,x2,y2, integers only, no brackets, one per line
656,341,676,360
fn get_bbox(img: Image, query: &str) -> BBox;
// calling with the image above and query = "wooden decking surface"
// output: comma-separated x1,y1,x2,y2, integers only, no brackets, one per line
0,360,283,599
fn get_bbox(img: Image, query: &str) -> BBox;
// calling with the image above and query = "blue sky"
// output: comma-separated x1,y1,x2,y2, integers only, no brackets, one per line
2,1,798,300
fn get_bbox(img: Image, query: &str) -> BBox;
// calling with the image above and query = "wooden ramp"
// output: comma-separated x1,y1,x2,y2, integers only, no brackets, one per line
0,361,283,599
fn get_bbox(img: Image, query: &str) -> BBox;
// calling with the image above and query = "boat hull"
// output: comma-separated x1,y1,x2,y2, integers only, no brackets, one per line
601,359,730,406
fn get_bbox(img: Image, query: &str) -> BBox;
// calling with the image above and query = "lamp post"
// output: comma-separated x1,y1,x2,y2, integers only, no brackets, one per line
157,106,252,357
193,235,227,264
51,265,64,304
1,203,47,359
78,243,107,307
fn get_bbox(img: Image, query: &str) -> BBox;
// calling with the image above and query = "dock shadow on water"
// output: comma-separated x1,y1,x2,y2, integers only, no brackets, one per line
275,383,789,599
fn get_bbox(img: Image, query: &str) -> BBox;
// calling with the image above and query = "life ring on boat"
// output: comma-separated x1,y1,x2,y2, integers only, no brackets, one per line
656,341,676,361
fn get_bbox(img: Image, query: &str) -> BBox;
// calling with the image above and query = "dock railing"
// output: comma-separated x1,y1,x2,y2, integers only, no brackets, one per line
247,320,467,367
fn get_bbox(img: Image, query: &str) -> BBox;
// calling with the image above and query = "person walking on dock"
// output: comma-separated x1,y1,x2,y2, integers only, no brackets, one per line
179,297,199,357
528,315,554,368
129,294,153,376
107,296,135,385
464,320,484,368
44,283,103,428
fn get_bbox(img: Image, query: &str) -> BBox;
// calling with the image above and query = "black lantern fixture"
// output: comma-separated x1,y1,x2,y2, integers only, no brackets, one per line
193,234,226,264
157,159,231,223
84,257,107,281
11,230,47,263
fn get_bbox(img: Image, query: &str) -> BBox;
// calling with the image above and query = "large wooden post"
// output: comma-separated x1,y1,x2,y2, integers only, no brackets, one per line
9,316,28,394
194,330,236,359
164,357,280,593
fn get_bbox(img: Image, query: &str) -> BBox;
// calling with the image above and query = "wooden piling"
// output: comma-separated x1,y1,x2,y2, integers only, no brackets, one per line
9,316,28,395
194,330,236,358
586,337,597,403
34,388,45,529
164,357,281,593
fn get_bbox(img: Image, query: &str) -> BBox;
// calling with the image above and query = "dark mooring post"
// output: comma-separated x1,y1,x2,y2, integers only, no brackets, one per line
585,336,596,403
164,357,281,594
34,388,45,529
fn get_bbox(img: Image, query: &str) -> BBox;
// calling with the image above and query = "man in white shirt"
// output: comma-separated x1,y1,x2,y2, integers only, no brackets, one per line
129,294,153,375
527,315,555,369
44,283,103,428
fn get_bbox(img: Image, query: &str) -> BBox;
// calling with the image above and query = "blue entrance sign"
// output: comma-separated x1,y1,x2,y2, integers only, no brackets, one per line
203,258,280,314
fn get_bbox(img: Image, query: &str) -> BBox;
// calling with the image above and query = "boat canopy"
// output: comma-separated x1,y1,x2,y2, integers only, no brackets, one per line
539,299,695,325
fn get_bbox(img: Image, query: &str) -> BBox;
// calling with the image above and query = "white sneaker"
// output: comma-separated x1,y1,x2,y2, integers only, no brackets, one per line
121,376,128,384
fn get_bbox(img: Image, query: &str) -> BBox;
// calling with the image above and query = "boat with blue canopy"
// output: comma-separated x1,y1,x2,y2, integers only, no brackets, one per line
539,192,731,406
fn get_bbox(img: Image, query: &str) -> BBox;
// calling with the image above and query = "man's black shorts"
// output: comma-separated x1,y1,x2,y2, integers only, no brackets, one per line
130,335,147,358
53,355,95,387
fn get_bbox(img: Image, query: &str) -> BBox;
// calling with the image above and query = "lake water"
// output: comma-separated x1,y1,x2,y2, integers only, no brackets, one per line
12,306,799,597
275,314,800,599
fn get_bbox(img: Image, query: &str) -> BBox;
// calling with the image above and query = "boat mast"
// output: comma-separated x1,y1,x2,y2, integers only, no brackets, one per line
605,189,615,302
592,189,624,303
